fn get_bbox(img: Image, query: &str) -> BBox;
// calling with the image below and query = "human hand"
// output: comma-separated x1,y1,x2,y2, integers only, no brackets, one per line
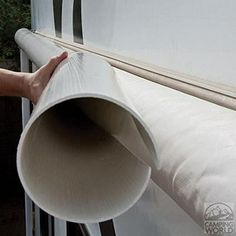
25,51,68,104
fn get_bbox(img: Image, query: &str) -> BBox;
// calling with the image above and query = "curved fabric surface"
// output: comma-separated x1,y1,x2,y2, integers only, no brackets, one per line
16,29,236,230
115,68,236,229
114,180,203,236
16,29,156,223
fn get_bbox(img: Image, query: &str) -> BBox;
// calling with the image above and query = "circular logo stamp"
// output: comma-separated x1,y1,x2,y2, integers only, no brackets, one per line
204,202,234,235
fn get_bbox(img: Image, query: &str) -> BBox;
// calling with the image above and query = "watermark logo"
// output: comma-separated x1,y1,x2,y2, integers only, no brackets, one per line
204,202,234,235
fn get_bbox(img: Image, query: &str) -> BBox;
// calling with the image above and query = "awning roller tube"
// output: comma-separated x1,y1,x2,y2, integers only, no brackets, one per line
15,28,157,223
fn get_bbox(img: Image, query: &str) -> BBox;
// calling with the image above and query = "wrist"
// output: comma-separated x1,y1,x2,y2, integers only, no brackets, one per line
21,72,32,100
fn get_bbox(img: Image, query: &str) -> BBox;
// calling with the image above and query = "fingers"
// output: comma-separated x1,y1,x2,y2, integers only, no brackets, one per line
47,51,68,74
55,51,68,63
30,51,68,104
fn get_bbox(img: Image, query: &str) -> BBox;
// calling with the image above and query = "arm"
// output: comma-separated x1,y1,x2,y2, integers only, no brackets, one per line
0,51,68,104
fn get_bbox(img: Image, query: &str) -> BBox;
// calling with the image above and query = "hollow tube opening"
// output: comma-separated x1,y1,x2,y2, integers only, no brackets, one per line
18,98,152,223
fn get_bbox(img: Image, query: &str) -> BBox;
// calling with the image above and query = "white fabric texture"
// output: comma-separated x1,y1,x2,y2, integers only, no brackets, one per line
114,180,203,236
115,68,236,228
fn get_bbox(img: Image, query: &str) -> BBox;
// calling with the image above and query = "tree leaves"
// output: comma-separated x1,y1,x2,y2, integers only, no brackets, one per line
0,0,30,70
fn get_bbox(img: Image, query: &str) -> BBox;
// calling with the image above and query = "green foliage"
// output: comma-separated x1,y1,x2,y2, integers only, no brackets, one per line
0,0,30,69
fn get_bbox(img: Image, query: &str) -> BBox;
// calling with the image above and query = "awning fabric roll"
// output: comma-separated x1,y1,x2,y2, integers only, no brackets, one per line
115,68,236,229
15,29,156,223
16,29,236,229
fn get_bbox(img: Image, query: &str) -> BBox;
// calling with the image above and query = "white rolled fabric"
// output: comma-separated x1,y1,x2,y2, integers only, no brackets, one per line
15,29,156,223
115,68,236,229
16,29,236,230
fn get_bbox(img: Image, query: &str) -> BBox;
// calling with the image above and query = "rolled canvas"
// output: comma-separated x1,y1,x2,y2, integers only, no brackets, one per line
16,29,236,230
16,29,157,223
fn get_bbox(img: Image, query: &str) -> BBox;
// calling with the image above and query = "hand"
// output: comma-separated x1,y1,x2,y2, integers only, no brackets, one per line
25,51,68,104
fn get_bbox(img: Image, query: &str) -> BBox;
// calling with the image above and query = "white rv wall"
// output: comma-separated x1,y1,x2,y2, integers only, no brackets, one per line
82,0,236,92
32,0,55,36
32,0,236,92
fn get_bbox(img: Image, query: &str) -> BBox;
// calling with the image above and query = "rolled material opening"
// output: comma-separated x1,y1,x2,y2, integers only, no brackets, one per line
18,98,151,223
